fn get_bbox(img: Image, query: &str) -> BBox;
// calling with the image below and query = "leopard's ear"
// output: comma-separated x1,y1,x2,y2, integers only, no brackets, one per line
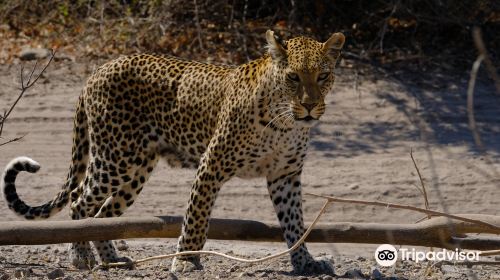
266,30,287,61
322,32,345,59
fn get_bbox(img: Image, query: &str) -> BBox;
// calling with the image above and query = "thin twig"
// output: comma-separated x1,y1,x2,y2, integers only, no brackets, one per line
106,200,331,268
479,249,500,257
0,50,55,138
227,0,235,29
241,0,250,60
434,260,500,268
472,27,500,94
26,60,39,85
193,0,203,50
355,69,363,107
465,28,500,179
304,193,500,232
467,54,485,151
410,149,430,215
0,134,27,147
377,0,399,54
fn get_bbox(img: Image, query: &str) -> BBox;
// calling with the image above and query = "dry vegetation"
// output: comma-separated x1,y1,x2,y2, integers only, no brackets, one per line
0,0,498,66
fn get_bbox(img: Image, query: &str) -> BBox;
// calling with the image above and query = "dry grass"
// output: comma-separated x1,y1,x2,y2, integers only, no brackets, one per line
1,0,498,67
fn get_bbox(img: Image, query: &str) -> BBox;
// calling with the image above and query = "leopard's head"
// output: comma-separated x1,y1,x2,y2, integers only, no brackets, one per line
266,30,345,127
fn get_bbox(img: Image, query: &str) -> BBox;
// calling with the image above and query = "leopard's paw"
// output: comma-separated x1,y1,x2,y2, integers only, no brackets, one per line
69,245,96,269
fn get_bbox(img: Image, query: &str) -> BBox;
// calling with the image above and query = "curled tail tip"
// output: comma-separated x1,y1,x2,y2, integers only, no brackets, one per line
7,156,41,173
2,156,40,202
2,157,54,220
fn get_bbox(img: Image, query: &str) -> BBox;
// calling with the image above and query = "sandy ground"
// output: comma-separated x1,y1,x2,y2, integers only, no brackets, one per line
0,58,499,279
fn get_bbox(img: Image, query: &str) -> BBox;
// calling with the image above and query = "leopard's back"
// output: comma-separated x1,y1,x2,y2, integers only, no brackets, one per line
83,54,235,167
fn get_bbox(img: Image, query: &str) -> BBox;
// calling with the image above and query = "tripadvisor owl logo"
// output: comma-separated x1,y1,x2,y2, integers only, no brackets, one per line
375,244,398,266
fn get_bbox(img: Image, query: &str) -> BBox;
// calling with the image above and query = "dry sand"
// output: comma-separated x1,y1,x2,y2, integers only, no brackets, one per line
0,59,499,279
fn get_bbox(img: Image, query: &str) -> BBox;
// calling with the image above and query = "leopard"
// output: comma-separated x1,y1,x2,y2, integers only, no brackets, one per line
1,30,345,274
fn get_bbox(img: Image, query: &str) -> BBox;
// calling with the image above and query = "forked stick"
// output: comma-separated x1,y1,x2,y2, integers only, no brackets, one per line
0,50,55,146
305,193,500,232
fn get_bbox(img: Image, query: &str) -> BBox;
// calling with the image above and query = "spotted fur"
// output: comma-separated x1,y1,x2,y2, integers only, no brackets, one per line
1,30,345,274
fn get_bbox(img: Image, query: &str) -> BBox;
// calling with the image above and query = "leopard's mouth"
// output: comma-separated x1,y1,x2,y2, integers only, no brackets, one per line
296,115,317,122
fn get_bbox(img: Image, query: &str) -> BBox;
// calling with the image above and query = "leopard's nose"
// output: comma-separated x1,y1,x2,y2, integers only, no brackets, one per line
301,103,317,112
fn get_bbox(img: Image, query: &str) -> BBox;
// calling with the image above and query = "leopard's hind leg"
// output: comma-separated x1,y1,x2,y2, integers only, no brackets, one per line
68,167,97,269
70,151,159,267
92,153,159,265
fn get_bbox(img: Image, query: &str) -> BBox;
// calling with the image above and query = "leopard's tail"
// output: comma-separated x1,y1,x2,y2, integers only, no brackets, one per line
1,95,89,220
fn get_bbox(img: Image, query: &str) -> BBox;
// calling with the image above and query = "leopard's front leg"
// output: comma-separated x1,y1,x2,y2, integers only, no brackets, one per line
171,144,232,272
267,170,334,275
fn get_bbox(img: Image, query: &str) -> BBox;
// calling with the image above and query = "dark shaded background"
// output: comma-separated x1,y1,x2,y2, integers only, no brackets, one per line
1,0,498,68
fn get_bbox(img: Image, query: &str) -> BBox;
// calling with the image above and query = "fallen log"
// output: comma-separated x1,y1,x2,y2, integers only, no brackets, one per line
1,214,500,250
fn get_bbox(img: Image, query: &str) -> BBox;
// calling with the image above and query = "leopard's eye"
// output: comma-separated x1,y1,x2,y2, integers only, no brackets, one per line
317,72,330,81
287,73,300,82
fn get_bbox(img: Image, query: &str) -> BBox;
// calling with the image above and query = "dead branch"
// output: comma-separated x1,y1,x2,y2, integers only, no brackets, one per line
305,193,500,232
1,213,500,251
0,50,55,146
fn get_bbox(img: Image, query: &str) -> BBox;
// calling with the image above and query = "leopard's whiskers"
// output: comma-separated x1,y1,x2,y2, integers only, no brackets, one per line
276,111,294,130
263,110,290,132
283,114,295,127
